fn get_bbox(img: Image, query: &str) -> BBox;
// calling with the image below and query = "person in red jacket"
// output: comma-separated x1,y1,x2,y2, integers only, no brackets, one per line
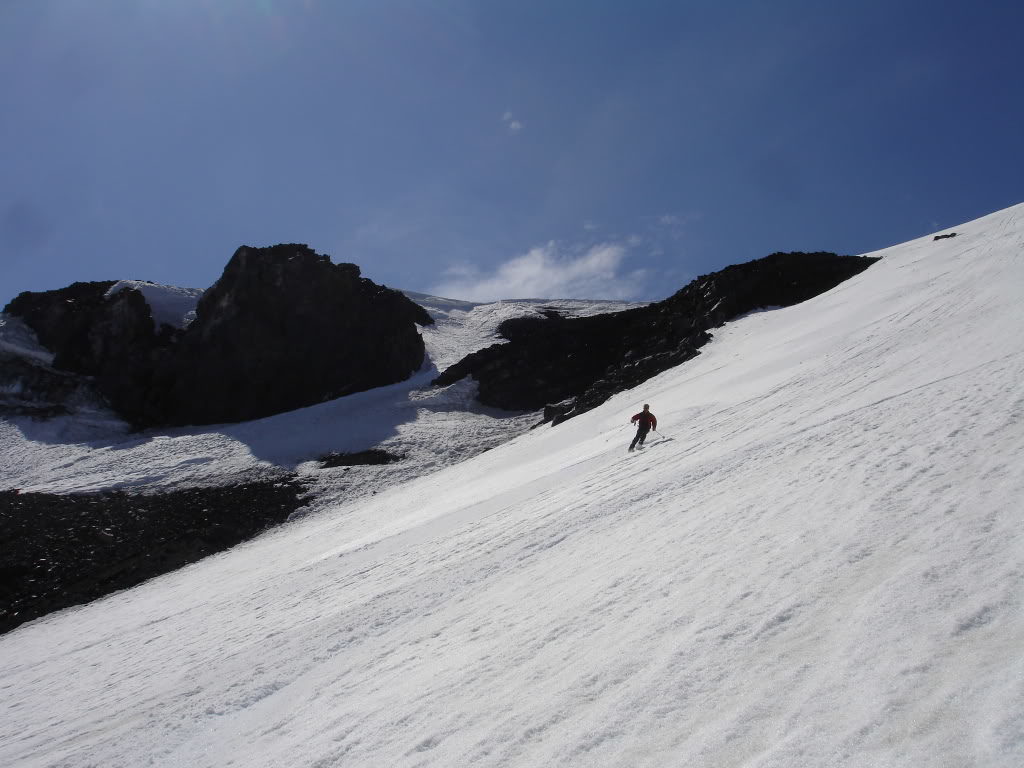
629,404,657,451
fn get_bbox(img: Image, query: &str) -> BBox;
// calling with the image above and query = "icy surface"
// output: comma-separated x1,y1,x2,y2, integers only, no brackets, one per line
105,280,203,329
2,205,1024,767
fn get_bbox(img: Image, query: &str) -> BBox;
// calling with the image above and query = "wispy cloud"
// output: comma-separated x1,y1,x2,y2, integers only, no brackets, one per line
654,211,701,240
501,110,523,134
431,241,648,301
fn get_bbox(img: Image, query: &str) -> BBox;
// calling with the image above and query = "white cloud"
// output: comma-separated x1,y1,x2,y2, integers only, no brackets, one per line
652,211,703,240
432,242,648,302
502,111,524,134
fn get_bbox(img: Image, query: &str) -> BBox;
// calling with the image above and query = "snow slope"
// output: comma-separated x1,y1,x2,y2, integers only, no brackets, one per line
2,205,1023,767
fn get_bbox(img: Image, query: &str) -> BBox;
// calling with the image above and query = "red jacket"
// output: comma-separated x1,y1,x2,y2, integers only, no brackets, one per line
631,410,657,430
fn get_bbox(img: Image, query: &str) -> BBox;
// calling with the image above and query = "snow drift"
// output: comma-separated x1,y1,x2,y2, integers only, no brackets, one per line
1,205,1023,766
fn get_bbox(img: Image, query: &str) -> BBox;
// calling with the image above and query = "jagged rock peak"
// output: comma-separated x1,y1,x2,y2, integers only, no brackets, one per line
161,243,433,426
3,244,434,428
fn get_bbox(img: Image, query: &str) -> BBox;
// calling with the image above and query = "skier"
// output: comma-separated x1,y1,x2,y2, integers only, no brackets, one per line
628,404,657,451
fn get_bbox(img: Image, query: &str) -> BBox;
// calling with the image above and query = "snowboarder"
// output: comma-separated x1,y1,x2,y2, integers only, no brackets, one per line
628,404,657,451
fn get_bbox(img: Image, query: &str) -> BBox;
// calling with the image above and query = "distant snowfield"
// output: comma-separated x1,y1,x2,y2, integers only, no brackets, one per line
2,206,1023,767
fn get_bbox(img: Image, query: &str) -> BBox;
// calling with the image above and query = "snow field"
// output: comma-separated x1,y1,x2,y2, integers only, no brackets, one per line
1,204,1023,766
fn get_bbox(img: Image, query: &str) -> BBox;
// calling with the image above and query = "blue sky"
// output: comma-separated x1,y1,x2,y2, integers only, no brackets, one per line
2,0,1022,303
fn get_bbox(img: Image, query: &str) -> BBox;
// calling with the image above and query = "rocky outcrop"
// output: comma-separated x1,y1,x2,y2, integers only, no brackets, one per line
433,251,879,422
0,351,98,419
4,281,164,403
2,285,157,419
318,449,403,468
150,244,433,426
3,244,434,427
4,281,121,371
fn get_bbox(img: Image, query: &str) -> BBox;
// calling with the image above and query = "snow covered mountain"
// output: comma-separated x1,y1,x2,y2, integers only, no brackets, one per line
2,204,1023,766
0,293,640,497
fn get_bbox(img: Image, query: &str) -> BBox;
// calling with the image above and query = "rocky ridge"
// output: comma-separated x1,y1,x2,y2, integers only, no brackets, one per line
433,251,879,422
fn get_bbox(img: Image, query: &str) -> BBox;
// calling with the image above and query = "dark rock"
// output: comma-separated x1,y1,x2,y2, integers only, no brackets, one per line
5,282,169,416
4,281,120,372
0,294,148,423
4,281,182,424
433,251,879,419
4,244,434,428
0,352,91,418
151,244,432,426
0,478,307,635
318,449,403,468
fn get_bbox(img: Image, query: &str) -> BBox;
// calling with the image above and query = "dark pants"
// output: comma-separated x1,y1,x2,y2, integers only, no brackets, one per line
630,426,650,450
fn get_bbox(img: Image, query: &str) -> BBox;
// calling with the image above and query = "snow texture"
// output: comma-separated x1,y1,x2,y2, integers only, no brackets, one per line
2,204,1023,767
